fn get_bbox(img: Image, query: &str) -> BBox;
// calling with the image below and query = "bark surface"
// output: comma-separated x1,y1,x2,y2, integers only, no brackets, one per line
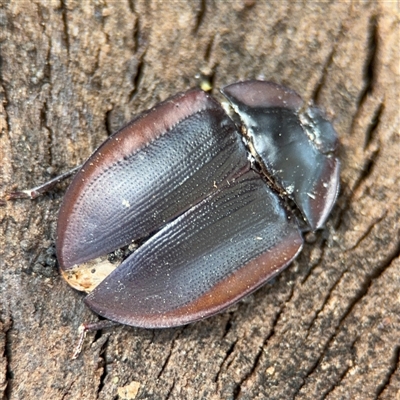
0,1,399,399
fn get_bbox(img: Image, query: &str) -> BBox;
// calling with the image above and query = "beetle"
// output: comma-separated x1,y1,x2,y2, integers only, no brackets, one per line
55,80,339,328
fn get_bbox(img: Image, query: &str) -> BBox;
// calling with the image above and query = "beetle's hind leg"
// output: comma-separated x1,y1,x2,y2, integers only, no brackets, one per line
4,165,81,200
72,319,119,359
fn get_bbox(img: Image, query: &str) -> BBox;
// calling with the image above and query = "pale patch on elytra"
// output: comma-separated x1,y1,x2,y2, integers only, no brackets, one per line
307,192,316,199
61,257,117,293
122,199,130,208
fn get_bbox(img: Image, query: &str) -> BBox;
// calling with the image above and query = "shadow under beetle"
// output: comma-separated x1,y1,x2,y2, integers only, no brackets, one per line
52,80,339,328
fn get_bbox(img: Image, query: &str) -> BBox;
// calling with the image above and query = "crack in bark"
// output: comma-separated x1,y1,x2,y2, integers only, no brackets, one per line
214,339,237,387
36,2,55,173
333,20,383,232
224,346,239,371
364,101,384,150
221,312,234,340
296,319,357,398
157,347,173,380
156,329,182,380
315,368,350,399
351,149,380,197
345,210,387,251
140,330,156,354
127,0,136,15
0,67,11,138
130,57,145,102
300,237,327,285
359,15,378,106
94,331,111,399
233,297,291,399
91,43,103,79
129,15,147,102
304,269,347,342
232,342,265,398
376,345,400,399
333,17,383,233
311,17,347,105
90,6,108,78
40,99,53,167
349,14,379,136
300,343,354,399
2,312,12,400
104,108,114,137
60,378,77,400
204,34,215,63
201,34,219,91
311,46,335,105
164,378,175,400
327,339,356,392
60,0,71,57
193,0,206,34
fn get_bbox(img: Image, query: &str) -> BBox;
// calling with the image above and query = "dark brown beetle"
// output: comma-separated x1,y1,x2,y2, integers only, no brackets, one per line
56,80,339,328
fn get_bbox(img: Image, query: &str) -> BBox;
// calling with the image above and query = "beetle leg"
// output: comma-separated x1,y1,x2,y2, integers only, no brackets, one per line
72,319,119,359
5,165,81,200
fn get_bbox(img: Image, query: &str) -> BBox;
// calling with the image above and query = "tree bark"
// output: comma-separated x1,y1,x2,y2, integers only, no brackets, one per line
0,1,399,399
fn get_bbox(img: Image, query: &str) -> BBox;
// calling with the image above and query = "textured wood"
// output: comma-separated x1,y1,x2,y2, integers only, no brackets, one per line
0,1,399,399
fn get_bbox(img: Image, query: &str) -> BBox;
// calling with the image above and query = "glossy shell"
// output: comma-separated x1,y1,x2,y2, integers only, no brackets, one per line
57,80,339,328
222,81,339,230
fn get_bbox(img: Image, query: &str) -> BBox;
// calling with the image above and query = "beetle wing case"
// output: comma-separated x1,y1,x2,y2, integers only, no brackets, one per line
85,170,303,328
57,80,339,328
57,89,249,269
